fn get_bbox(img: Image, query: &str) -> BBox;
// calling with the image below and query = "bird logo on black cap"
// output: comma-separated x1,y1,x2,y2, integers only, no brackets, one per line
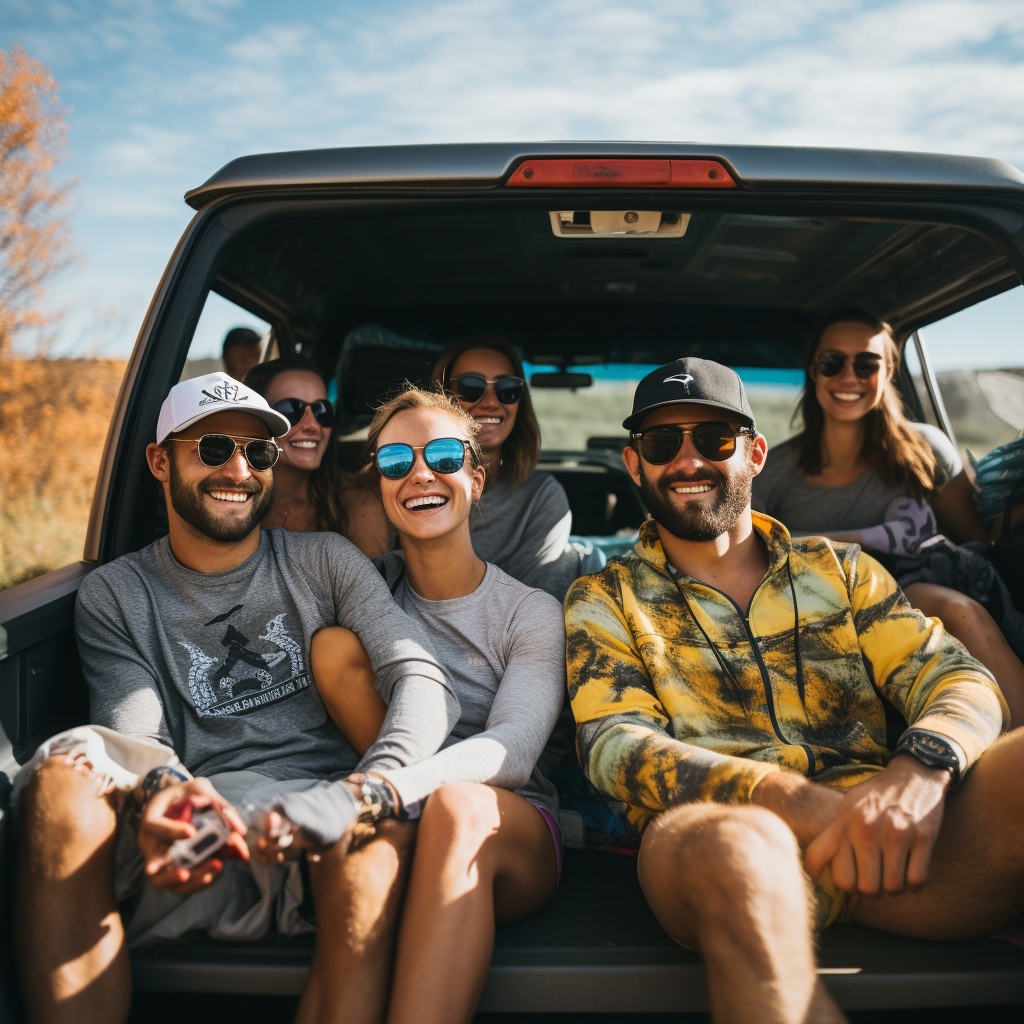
663,373,694,393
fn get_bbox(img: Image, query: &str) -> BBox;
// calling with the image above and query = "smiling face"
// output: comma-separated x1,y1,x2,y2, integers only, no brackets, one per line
154,409,276,543
262,370,330,472
623,404,767,542
377,406,485,543
810,321,893,424
448,347,520,450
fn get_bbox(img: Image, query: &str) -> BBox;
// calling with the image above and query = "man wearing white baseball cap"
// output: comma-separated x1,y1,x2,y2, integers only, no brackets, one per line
15,372,460,1023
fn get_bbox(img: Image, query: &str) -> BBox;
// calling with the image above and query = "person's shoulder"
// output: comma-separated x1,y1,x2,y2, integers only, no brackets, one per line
489,563,562,614
78,540,163,599
760,435,801,475
267,526,365,567
372,549,407,592
76,539,167,625
564,554,634,610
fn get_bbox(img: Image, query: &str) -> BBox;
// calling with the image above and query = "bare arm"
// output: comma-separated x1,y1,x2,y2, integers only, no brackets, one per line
931,470,988,543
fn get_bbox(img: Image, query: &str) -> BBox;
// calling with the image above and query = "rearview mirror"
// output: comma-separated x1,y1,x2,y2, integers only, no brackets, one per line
530,372,593,388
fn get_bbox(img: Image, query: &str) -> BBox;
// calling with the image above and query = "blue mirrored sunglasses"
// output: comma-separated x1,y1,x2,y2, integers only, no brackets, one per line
374,437,470,479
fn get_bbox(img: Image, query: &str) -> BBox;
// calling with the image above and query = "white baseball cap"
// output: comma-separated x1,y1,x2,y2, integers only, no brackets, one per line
156,372,291,444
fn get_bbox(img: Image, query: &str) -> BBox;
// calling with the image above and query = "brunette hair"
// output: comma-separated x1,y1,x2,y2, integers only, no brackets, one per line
244,356,356,535
430,336,541,487
363,385,484,481
796,310,937,498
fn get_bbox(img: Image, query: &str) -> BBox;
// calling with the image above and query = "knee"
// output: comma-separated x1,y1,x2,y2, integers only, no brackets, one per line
18,756,118,877
917,586,990,632
644,805,800,909
418,783,499,862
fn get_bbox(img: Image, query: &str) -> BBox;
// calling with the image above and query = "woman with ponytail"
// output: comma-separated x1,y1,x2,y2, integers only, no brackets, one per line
753,311,1024,723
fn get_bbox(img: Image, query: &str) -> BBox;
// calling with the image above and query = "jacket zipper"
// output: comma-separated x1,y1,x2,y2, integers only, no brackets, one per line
680,576,816,776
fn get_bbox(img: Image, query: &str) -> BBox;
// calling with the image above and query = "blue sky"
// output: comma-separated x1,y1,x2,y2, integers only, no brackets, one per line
4,0,1024,367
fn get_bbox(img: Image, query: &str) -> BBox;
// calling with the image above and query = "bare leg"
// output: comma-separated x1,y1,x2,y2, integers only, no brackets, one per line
637,803,846,1024
312,626,386,756
15,755,129,1024
851,728,1024,937
295,819,416,1024
905,582,1024,727
386,784,557,1024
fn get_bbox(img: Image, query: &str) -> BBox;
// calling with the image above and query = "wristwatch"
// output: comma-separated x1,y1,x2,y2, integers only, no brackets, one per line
893,729,964,783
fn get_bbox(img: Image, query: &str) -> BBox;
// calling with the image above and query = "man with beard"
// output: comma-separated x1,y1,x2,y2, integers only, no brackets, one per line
565,358,1024,1024
15,373,459,1024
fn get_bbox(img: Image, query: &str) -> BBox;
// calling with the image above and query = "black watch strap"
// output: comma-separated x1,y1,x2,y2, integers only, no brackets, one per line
893,729,964,783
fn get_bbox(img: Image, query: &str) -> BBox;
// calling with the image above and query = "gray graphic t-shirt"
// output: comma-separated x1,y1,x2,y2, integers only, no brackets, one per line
75,529,456,781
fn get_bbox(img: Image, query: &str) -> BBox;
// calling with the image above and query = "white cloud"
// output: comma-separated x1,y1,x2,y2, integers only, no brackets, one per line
7,0,1024,357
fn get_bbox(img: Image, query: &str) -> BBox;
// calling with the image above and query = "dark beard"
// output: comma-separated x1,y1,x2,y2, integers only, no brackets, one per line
637,459,752,542
169,463,275,544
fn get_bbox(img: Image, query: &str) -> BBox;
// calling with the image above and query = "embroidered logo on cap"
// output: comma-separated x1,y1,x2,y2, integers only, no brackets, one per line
663,373,694,393
199,381,250,406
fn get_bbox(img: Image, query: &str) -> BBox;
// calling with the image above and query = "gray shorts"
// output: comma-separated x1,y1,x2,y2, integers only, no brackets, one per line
13,727,320,948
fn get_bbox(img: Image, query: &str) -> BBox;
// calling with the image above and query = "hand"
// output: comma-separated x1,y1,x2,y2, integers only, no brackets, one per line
248,778,364,864
751,770,843,849
138,778,249,896
804,755,951,897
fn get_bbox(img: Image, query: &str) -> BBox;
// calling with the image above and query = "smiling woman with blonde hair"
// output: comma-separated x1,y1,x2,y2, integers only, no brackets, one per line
255,384,568,1024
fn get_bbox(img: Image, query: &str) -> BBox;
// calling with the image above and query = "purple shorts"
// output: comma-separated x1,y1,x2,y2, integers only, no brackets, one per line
529,802,563,887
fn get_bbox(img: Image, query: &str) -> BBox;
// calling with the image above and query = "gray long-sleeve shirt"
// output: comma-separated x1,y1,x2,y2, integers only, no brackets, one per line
371,555,567,817
75,529,458,781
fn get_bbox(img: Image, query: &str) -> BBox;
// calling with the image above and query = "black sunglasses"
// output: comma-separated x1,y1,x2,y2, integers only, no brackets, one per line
449,373,525,406
816,350,884,380
167,434,281,472
271,397,335,428
631,422,756,465
374,438,471,480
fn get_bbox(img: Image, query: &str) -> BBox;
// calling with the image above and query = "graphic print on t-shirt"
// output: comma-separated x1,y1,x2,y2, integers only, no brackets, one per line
179,609,308,717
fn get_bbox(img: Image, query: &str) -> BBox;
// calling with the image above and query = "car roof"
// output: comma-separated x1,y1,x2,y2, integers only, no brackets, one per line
185,142,1024,209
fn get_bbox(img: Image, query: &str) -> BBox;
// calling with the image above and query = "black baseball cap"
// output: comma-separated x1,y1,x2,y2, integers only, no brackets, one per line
622,357,756,432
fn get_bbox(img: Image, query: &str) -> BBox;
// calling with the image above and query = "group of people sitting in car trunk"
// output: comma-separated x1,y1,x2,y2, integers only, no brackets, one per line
12,319,1024,1024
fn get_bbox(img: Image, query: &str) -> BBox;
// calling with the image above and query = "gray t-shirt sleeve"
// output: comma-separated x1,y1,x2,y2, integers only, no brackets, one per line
321,538,461,771
377,590,566,809
505,475,577,600
75,571,174,749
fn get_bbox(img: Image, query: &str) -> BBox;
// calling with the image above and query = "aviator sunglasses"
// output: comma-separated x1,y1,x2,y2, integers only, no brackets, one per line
631,422,757,465
816,350,884,380
271,397,335,428
449,373,525,406
374,438,471,480
167,434,282,472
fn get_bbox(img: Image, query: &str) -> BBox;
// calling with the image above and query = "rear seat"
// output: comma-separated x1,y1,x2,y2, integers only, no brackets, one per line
131,849,1024,1012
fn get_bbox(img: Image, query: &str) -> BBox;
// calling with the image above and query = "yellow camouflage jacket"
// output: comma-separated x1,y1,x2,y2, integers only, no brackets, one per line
565,514,1007,831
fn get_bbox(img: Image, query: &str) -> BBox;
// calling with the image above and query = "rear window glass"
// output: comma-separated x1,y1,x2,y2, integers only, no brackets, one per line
526,363,803,453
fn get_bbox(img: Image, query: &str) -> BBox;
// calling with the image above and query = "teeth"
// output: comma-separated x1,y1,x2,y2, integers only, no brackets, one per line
833,392,864,401
475,417,501,425
671,484,713,494
404,495,448,509
209,491,250,503
291,440,318,448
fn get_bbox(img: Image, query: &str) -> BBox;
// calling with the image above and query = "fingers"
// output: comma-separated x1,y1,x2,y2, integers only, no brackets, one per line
850,833,883,897
149,857,225,894
905,833,935,891
828,840,858,895
804,824,841,882
222,832,250,863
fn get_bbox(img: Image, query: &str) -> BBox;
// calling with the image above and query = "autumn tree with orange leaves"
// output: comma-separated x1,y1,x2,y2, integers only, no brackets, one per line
0,44,73,355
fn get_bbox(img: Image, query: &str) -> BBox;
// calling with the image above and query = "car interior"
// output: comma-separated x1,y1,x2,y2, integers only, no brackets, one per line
173,204,1018,559
3,183,1024,1016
